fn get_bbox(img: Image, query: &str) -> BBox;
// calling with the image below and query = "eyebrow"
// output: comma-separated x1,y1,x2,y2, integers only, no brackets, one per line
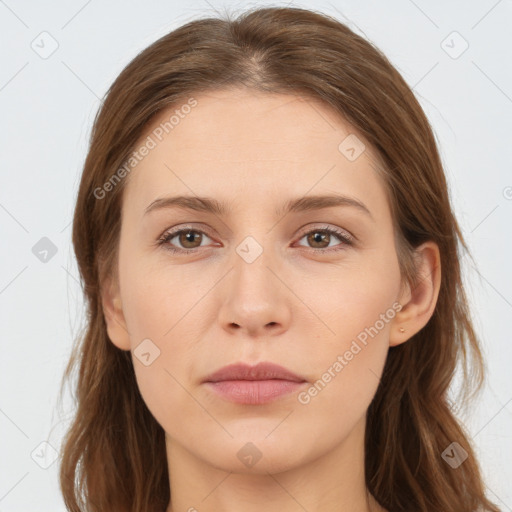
144,194,374,221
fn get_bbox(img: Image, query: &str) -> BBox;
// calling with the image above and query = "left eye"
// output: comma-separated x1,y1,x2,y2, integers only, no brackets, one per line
295,227,353,251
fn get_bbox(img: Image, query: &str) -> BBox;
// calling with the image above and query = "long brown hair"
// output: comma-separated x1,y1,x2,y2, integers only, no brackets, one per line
58,6,500,511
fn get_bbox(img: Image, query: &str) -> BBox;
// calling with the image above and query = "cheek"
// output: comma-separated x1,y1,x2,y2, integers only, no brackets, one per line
298,250,401,345
295,341,386,449
293,249,400,407
118,251,197,344
295,291,394,435
117,258,207,430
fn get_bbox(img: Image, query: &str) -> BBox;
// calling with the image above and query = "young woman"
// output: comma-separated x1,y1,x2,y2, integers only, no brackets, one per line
58,6,500,512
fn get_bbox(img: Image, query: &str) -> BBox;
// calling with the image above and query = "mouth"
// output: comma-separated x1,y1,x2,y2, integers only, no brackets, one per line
202,361,307,405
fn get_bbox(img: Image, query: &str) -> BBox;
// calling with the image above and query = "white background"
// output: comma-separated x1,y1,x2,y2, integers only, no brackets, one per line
0,0,511,510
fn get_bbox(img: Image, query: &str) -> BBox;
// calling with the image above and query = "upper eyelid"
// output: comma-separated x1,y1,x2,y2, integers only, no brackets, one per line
162,224,215,239
296,224,351,237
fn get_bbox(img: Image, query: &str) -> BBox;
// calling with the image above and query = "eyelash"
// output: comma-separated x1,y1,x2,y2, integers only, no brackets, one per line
157,225,354,255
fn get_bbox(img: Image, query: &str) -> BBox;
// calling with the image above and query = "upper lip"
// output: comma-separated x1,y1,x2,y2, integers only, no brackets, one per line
203,362,306,383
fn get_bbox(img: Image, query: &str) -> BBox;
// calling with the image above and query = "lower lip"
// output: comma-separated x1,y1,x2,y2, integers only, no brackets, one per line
204,379,306,404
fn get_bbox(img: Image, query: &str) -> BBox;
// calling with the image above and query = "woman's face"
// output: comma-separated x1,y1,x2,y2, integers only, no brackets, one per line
106,88,408,474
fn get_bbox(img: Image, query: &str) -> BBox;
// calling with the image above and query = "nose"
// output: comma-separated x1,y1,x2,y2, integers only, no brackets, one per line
217,244,292,339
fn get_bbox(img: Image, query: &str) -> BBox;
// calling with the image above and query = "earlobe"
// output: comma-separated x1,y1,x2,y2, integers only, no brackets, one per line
101,276,131,351
389,241,441,347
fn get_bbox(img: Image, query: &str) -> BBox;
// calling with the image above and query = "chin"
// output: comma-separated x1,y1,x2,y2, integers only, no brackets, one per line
200,432,311,475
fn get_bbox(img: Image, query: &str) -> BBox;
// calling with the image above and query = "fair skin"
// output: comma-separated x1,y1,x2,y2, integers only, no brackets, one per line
102,88,441,512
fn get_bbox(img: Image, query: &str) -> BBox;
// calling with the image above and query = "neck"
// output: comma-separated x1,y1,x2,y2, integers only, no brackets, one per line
164,416,386,512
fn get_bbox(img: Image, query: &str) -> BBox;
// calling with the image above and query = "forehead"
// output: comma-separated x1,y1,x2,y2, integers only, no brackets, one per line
122,88,389,220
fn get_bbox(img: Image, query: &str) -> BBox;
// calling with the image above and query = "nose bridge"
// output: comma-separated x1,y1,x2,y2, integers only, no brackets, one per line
233,235,275,295
229,205,278,280
217,229,290,336
231,231,278,303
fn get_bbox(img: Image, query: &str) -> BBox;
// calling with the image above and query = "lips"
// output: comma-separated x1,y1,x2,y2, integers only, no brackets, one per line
202,362,307,404
202,361,306,383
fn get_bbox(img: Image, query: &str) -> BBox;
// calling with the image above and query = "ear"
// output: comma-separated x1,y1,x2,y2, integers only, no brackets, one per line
389,241,441,347
101,275,131,351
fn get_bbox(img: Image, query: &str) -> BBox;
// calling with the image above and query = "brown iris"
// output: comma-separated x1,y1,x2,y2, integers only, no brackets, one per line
178,230,202,249
307,231,330,249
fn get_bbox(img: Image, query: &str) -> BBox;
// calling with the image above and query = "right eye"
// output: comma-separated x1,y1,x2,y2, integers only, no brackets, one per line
157,227,216,254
